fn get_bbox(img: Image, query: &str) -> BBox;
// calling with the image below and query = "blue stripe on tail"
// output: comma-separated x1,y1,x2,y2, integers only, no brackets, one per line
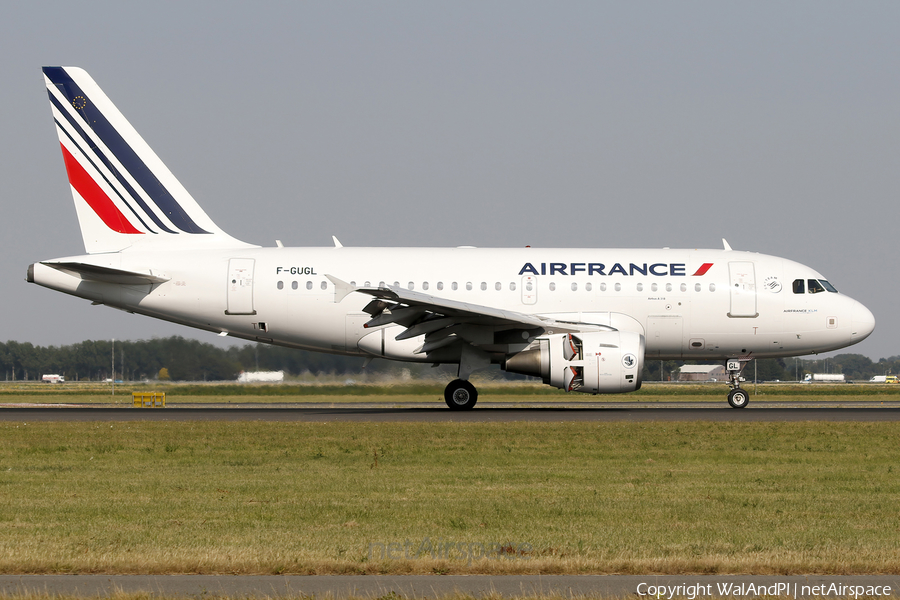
51,95,161,234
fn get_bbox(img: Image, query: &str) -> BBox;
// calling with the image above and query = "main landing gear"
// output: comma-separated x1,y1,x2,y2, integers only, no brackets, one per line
444,379,478,410
725,359,750,409
444,346,489,410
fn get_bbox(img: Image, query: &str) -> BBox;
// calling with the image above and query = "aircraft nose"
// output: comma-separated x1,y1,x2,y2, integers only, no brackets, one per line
850,300,875,343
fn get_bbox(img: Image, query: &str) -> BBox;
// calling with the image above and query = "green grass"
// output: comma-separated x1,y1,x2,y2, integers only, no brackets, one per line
0,420,898,575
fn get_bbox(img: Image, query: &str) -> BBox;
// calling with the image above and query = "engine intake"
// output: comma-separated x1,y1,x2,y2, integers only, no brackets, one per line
504,331,644,394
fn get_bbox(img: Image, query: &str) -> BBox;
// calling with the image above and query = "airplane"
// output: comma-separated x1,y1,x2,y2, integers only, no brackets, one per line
28,66,876,409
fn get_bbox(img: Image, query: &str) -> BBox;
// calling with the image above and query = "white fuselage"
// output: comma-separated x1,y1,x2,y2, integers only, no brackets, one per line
30,245,875,364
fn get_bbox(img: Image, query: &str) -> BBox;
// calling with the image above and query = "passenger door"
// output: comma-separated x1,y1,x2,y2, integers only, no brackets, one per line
226,258,256,315
728,261,757,318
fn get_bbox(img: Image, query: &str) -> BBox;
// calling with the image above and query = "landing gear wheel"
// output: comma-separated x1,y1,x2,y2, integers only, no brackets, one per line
444,379,478,410
728,388,749,409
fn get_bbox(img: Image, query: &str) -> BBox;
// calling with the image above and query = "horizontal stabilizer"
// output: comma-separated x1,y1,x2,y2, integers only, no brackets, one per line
41,262,169,285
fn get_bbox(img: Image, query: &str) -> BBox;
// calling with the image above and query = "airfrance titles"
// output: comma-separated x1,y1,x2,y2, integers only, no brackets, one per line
518,262,692,277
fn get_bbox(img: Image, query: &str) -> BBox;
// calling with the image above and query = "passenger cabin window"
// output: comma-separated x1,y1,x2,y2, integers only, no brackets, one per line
793,279,805,294
807,279,825,294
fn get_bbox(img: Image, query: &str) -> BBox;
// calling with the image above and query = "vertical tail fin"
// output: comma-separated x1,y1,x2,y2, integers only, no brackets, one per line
43,66,254,253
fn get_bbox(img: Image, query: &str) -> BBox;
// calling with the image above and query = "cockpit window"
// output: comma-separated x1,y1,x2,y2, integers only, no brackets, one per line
794,278,837,294
807,279,825,294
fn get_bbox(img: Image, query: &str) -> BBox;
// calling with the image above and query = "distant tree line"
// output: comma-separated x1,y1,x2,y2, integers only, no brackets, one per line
0,337,895,383
0,337,377,382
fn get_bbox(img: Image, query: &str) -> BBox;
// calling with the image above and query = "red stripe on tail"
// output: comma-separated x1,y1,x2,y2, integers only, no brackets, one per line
692,263,714,276
60,144,142,234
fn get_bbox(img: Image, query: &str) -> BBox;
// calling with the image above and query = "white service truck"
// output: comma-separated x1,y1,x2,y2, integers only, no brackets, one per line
803,373,845,383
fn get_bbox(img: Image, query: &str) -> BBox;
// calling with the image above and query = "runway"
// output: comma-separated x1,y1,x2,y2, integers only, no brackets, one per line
1,401,899,421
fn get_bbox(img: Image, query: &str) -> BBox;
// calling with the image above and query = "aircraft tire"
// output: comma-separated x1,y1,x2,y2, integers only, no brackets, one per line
444,379,478,410
727,388,749,409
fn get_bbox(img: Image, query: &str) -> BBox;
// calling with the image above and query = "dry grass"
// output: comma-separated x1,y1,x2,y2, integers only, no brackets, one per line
0,421,898,575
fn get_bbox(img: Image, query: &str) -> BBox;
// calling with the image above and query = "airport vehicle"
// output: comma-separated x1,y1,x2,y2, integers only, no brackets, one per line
803,373,846,383
41,374,65,383
237,371,285,383
27,67,876,409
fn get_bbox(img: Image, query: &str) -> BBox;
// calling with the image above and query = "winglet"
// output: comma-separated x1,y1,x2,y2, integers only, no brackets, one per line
332,236,343,248
325,274,356,302
722,238,733,251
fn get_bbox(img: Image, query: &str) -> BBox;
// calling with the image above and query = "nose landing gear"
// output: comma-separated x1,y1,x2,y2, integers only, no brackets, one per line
726,359,751,408
727,387,749,408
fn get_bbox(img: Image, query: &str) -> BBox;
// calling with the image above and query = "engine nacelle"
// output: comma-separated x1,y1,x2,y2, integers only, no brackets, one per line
504,331,644,394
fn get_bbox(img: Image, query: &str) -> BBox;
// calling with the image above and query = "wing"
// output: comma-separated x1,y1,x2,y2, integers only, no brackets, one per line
326,275,612,357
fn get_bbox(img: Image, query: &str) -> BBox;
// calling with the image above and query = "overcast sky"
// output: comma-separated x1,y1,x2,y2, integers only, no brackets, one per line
2,2,897,361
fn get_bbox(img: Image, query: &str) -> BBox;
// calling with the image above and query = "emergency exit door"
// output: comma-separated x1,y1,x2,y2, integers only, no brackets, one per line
226,258,256,315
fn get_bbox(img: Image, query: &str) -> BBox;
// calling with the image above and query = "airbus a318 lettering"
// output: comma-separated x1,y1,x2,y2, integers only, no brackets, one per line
28,67,876,409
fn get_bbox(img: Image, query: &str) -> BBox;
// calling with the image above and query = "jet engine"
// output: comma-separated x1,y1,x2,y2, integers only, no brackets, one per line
504,331,644,394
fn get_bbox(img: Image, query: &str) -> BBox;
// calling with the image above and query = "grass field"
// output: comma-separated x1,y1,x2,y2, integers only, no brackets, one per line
1,419,899,575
